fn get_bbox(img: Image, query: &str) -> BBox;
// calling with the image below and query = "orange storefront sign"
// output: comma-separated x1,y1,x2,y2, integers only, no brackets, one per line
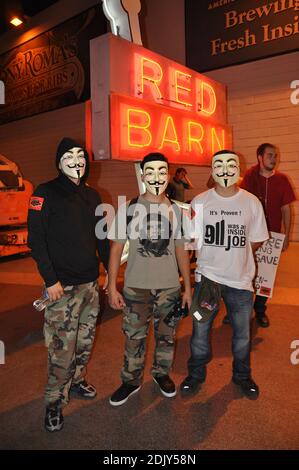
90,34,232,164
110,93,231,165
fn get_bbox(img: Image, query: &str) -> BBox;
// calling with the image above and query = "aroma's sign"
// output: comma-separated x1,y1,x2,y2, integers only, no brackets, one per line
90,34,232,165
0,5,107,124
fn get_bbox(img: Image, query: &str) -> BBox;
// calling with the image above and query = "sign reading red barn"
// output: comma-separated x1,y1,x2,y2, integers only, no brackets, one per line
90,34,232,165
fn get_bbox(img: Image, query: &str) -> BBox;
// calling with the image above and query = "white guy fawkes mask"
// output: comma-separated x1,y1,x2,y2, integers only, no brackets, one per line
143,160,169,196
212,152,240,188
59,147,86,180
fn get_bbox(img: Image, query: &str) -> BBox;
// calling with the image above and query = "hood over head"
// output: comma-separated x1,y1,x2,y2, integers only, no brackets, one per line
56,137,90,183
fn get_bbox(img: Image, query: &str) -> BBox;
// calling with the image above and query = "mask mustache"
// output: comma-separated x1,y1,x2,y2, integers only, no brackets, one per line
67,162,85,169
148,181,165,186
216,171,236,177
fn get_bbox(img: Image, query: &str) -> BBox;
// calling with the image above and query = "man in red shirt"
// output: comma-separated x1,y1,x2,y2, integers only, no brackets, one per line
241,143,296,327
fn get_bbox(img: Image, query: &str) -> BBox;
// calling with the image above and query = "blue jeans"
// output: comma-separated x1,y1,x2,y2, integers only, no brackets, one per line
188,281,253,381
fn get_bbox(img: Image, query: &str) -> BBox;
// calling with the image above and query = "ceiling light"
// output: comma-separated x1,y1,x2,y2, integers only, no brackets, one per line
10,17,23,27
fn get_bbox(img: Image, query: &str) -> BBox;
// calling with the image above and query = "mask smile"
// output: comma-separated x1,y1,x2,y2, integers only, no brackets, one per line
148,181,165,187
66,162,85,178
216,171,237,178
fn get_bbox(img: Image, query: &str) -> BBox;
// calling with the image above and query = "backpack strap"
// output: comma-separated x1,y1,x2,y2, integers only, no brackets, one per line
126,196,139,236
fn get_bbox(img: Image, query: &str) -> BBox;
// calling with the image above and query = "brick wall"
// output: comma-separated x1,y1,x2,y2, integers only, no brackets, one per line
88,161,211,207
0,103,86,187
206,51,299,241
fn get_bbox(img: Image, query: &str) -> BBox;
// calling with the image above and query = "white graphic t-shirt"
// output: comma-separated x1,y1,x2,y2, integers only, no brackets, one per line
191,188,268,291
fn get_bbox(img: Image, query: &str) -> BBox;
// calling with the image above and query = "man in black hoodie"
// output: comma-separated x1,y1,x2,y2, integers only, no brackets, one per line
28,137,110,432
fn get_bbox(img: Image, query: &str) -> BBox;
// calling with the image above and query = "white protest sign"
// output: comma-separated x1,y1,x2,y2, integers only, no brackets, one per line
255,231,285,298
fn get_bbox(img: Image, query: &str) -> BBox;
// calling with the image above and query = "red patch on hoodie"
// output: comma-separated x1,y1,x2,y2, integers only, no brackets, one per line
29,197,44,211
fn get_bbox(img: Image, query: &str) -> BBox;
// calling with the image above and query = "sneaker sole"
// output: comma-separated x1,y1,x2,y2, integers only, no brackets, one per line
256,319,269,328
70,389,97,399
45,421,64,432
153,378,177,398
180,382,201,397
232,380,259,400
109,386,141,407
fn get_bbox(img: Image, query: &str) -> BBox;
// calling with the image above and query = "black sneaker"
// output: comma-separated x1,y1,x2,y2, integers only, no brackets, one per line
232,377,259,400
70,380,97,399
180,375,204,396
222,315,231,325
153,375,176,398
45,406,64,432
256,314,269,328
109,383,141,406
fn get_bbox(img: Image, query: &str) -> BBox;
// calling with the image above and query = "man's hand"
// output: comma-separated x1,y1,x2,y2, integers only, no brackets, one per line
108,287,126,310
182,289,192,309
282,235,289,251
47,281,64,302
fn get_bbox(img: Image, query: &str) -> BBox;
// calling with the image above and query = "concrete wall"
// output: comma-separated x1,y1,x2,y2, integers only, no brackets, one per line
140,0,185,64
87,161,211,208
206,51,299,240
0,103,86,186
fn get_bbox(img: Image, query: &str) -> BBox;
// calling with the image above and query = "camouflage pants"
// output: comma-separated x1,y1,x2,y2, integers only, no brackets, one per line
121,286,181,385
44,280,99,408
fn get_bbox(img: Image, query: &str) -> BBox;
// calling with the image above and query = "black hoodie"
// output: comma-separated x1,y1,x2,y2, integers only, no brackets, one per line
28,137,110,287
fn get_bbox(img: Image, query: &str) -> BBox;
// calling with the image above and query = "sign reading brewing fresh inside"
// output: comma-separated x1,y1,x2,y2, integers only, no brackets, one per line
90,34,232,165
186,0,299,72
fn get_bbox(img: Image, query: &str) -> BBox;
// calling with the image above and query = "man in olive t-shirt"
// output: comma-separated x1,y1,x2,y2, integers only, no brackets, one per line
107,153,192,406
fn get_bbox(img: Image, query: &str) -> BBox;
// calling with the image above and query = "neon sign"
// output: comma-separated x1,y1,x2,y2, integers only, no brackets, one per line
134,54,218,116
110,94,230,164
90,34,232,165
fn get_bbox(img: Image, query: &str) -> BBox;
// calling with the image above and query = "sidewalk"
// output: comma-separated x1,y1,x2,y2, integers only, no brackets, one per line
0,245,298,450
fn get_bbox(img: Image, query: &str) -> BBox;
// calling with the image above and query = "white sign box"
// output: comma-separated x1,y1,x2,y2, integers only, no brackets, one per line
255,231,285,298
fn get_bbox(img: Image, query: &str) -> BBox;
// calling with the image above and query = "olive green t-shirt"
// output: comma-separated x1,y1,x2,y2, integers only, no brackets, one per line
108,195,186,289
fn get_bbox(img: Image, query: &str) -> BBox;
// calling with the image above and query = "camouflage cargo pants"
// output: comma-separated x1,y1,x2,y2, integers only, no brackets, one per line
44,280,99,407
121,286,181,385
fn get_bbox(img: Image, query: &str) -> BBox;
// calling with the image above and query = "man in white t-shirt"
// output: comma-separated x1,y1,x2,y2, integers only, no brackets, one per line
181,150,268,400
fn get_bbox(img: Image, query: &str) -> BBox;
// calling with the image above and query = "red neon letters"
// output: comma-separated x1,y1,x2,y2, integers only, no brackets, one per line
134,54,217,116
110,94,231,165
106,39,231,164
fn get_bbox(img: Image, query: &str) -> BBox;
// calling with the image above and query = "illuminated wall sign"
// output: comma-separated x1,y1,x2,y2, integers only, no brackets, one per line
110,93,230,164
90,33,232,165
186,0,299,72
0,6,107,125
